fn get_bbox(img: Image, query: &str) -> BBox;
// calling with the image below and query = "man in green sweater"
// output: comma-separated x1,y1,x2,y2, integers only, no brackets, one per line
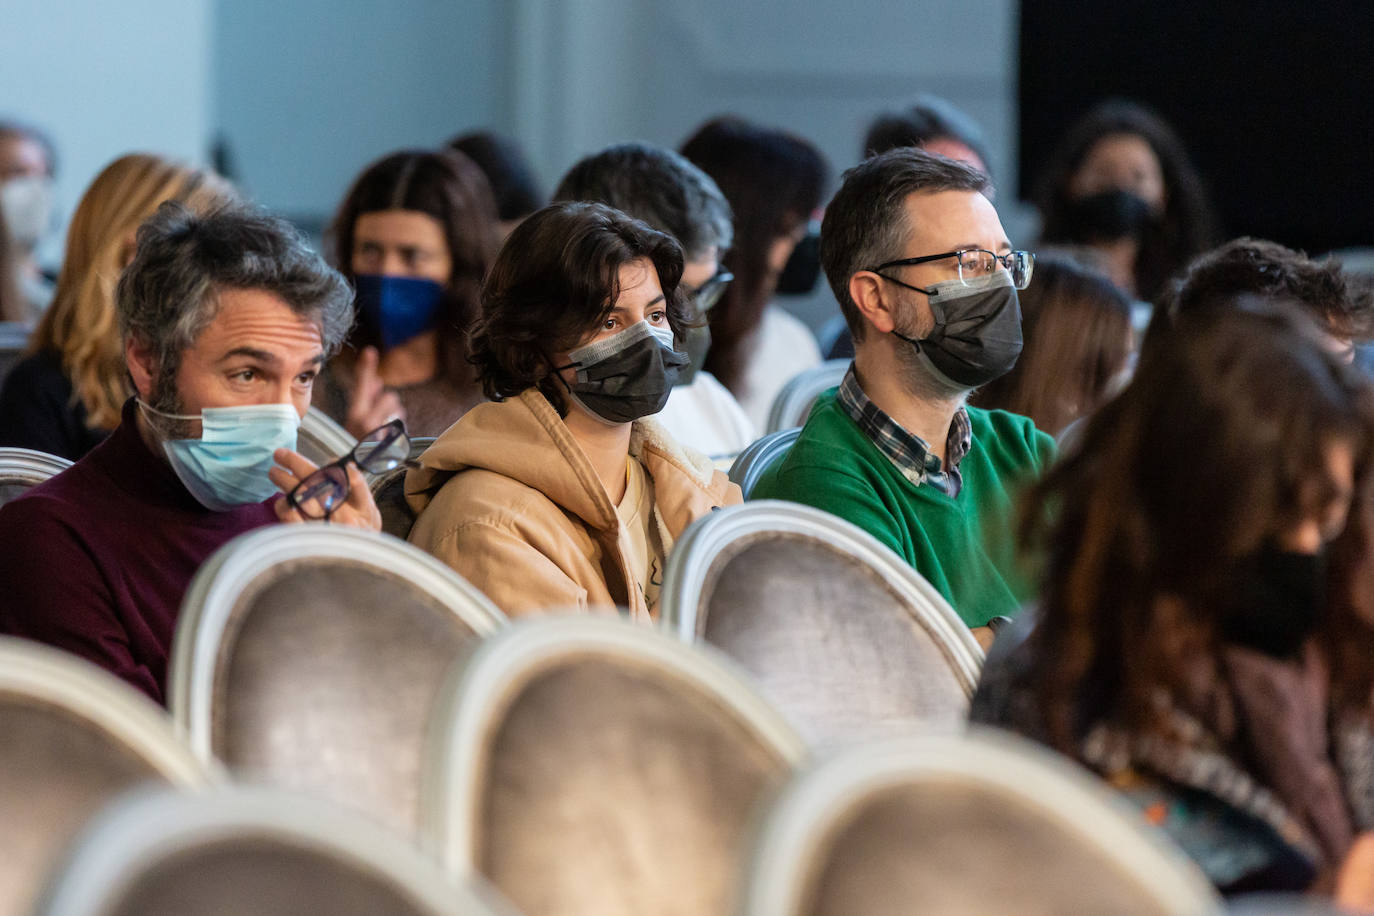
754,149,1055,643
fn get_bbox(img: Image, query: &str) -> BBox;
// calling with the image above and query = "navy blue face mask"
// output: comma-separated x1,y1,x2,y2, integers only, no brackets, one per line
353,274,445,349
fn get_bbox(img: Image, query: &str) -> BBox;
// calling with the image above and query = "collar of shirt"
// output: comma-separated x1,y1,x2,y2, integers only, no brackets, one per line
835,365,972,496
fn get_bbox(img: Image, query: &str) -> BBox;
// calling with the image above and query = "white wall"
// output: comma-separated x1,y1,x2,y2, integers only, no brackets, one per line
508,0,1026,329
5,0,1024,330
0,0,213,267
212,0,512,228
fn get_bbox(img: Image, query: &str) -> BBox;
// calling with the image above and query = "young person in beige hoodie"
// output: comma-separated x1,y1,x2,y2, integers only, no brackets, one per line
405,201,741,620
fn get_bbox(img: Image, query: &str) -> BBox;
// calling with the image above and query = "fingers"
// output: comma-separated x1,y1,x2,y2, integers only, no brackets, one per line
272,448,320,482
342,462,382,530
345,347,407,438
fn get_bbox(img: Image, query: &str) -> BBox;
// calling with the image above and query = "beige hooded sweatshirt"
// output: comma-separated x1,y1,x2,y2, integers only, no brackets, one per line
405,389,741,621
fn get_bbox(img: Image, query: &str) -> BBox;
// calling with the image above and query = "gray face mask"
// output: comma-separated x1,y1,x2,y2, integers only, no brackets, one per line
894,270,1023,389
556,321,689,425
0,175,53,252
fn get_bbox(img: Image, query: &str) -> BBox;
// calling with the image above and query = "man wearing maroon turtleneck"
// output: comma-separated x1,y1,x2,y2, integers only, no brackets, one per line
0,202,381,704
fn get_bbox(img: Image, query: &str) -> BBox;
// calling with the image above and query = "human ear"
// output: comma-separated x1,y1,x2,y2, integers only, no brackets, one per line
124,336,158,400
849,271,898,335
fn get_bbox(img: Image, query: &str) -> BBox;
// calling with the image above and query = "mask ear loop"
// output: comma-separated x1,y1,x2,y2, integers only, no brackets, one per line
873,271,939,354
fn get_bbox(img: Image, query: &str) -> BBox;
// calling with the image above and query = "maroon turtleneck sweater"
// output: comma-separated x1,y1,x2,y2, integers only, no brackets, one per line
0,399,277,703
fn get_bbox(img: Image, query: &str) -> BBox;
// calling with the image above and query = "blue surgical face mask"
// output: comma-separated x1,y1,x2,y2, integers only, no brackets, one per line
353,274,445,349
140,401,301,512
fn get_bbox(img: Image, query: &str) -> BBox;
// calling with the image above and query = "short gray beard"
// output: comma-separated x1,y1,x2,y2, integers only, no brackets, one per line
147,367,196,441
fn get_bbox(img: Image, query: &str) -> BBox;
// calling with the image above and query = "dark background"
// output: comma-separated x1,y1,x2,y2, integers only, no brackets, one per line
1019,1,1374,255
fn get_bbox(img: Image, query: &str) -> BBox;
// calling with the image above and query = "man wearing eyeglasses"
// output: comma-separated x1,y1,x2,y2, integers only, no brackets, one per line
753,149,1056,646
0,201,382,703
553,143,754,462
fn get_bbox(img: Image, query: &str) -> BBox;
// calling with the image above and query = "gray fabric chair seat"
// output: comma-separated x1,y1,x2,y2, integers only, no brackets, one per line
171,526,505,838
423,617,806,916
661,502,983,748
0,639,208,915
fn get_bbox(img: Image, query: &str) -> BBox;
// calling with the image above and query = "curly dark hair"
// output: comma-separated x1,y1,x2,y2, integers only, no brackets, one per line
327,149,499,389
1150,237,1374,347
1023,299,1374,755
469,201,690,415
1034,99,1218,302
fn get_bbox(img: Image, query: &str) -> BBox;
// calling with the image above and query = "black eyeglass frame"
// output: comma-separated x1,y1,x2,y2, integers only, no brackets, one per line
287,418,413,520
682,268,734,313
868,248,1035,289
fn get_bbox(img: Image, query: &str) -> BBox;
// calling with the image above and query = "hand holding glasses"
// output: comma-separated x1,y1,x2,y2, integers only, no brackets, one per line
287,419,413,520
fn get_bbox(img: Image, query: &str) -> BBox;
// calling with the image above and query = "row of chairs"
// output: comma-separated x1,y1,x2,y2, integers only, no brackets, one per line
0,618,1222,915
0,411,1227,913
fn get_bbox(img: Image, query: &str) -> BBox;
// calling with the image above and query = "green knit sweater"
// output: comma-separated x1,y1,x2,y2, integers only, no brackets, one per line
752,392,1056,626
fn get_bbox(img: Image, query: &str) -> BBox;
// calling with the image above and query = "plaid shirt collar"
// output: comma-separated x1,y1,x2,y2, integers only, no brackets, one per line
836,365,973,496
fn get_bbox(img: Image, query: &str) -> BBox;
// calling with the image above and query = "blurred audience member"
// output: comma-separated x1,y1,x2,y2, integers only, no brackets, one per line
680,116,827,431
406,202,739,619
318,149,499,438
976,255,1134,436
0,154,235,459
554,142,753,459
1034,99,1217,301
0,202,378,703
0,205,23,323
754,150,1054,643
864,94,992,180
973,301,1374,904
447,130,543,241
1150,237,1374,362
0,120,58,318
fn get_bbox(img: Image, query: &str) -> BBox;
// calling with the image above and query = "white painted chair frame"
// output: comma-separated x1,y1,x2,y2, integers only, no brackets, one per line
0,446,73,487
764,359,849,434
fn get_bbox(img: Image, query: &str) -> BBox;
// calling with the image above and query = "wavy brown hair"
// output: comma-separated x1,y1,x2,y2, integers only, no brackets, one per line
1024,300,1374,755
28,154,235,429
469,201,689,416
975,256,1133,435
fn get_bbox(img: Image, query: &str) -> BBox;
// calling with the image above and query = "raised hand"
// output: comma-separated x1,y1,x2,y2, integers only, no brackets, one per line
345,346,406,439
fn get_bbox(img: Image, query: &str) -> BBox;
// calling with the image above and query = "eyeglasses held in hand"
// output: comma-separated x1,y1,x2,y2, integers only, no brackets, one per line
287,419,412,519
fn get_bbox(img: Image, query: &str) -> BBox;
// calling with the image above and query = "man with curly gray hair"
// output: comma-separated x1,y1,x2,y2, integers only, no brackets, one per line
0,201,380,703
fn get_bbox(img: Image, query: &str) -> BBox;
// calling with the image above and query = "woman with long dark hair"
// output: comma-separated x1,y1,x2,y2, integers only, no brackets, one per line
1034,100,1218,302
317,149,499,438
973,299,1374,902
680,116,827,430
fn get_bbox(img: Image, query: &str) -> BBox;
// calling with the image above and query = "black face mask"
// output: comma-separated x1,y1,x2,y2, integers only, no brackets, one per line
892,270,1023,389
675,324,712,387
556,321,689,425
1060,189,1157,244
1218,545,1326,659
776,229,821,295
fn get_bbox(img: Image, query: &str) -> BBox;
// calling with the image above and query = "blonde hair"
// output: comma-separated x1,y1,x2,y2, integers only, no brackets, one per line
30,154,236,429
